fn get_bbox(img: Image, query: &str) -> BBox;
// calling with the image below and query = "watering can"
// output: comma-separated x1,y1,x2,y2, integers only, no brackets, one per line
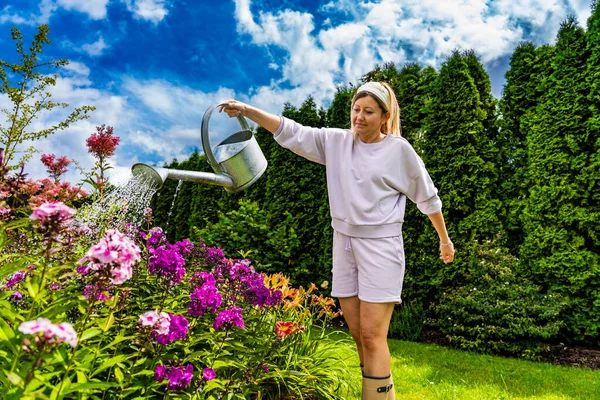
131,103,268,193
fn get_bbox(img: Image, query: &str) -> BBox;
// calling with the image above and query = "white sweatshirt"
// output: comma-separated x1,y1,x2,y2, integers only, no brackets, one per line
273,117,442,239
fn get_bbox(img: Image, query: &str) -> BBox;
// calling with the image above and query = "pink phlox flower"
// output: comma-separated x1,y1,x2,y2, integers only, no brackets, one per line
18,318,78,347
30,201,76,225
139,310,160,326
0,207,10,215
78,229,141,284
50,322,78,347
139,311,170,335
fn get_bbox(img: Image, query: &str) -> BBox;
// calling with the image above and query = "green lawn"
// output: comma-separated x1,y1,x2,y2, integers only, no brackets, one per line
327,331,600,399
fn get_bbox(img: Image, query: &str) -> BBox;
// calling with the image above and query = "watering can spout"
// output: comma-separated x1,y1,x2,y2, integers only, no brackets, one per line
131,163,234,189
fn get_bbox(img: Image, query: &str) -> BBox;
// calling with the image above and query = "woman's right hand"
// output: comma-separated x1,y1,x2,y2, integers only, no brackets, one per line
219,100,248,118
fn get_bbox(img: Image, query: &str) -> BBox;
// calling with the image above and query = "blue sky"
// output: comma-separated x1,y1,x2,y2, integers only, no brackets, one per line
0,0,594,184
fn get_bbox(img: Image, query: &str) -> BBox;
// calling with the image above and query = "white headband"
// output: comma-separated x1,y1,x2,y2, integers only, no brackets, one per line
356,82,391,111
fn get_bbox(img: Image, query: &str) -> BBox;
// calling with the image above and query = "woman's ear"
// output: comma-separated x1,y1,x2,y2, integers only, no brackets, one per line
381,112,390,130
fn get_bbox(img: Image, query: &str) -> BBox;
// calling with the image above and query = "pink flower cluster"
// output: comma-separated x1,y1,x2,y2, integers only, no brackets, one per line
138,311,189,344
28,178,88,208
78,229,141,284
86,125,120,159
30,201,76,237
18,318,78,347
40,154,70,181
30,201,76,225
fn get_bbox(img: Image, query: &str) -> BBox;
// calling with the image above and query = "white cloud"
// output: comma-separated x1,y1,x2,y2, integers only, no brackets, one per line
0,6,30,25
56,0,110,19
122,0,171,24
81,36,109,57
231,0,589,111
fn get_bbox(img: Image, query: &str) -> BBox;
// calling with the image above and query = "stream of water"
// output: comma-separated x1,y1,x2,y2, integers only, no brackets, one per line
74,174,159,241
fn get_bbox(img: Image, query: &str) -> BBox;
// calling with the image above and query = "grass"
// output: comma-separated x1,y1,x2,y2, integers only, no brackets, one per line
326,330,600,400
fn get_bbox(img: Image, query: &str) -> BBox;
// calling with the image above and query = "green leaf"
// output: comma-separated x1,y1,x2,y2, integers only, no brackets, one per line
91,355,129,377
2,217,30,231
0,318,17,354
62,381,119,394
114,366,124,384
6,371,23,388
99,313,115,332
81,328,103,342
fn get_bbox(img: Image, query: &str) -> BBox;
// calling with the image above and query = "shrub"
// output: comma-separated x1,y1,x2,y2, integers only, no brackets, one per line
388,301,425,342
434,240,566,359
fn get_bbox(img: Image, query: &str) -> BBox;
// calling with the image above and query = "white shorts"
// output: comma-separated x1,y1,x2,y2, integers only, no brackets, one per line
331,230,405,303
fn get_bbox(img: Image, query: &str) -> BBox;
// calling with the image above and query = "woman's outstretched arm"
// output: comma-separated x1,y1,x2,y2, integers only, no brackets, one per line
219,100,281,134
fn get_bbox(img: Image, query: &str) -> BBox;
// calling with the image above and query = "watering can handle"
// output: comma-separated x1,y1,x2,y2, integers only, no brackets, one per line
201,103,251,172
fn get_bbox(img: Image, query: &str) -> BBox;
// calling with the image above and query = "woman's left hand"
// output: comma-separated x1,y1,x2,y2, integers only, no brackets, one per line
440,241,455,264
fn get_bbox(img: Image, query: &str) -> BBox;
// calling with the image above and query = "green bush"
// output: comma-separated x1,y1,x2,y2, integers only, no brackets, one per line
388,301,425,342
434,240,566,359
191,199,302,281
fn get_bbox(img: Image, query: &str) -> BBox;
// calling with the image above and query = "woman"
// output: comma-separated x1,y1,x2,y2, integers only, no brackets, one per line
220,81,455,399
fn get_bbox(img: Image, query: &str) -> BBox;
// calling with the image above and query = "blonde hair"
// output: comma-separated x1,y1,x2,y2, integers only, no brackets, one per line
352,81,402,137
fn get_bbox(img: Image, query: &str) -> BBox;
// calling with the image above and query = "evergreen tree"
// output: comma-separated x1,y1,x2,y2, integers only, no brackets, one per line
584,1,600,259
520,16,599,341
327,85,353,129
414,50,503,302
396,64,437,147
263,97,330,286
497,42,553,252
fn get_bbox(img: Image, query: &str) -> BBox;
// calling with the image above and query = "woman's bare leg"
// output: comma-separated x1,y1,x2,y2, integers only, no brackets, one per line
338,296,364,366
360,301,395,377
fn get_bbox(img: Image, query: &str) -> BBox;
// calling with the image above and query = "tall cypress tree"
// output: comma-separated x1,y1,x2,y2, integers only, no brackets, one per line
584,1,600,259
497,42,553,252
263,97,330,286
396,63,437,147
413,50,503,301
520,16,598,341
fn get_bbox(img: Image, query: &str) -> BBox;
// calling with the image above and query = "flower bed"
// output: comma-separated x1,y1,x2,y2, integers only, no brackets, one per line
0,192,351,398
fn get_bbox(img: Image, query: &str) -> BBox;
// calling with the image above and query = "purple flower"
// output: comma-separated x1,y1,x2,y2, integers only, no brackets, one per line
49,283,61,291
229,261,251,281
76,265,90,275
175,239,193,255
188,284,222,316
203,367,216,381
155,364,167,382
190,271,216,287
155,364,194,390
1,271,27,291
152,314,189,345
206,247,226,265
214,307,245,331
9,291,23,301
146,227,167,249
148,244,186,285
83,284,112,301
